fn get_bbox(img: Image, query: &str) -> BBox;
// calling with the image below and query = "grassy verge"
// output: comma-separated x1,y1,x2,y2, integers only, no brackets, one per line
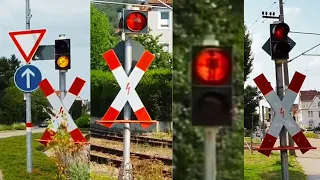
0,133,58,180
244,150,306,180
141,132,172,141
0,123,26,131
91,173,117,180
244,137,261,143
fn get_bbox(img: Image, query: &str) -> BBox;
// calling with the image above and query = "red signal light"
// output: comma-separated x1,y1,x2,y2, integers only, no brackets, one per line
273,23,289,40
126,12,147,32
194,49,231,84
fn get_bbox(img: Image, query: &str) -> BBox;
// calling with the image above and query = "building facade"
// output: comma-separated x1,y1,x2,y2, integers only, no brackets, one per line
144,0,173,53
296,90,320,129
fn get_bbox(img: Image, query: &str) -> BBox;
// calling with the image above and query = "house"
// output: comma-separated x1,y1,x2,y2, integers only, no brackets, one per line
140,0,173,53
296,90,320,129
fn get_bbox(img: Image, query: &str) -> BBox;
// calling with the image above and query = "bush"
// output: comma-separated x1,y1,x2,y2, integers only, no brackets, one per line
91,69,172,121
0,124,13,131
76,115,90,128
12,122,26,130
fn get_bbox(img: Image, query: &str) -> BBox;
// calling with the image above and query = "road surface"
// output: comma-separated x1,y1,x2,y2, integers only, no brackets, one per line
0,127,46,139
296,138,320,180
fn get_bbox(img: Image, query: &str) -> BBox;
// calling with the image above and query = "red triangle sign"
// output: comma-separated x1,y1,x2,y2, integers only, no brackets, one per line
9,29,46,64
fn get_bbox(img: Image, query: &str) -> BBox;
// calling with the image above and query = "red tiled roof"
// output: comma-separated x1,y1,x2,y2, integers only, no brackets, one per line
300,90,317,102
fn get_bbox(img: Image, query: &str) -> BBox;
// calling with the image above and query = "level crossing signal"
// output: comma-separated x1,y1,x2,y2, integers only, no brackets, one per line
55,38,71,70
270,22,290,60
123,10,148,34
191,46,233,126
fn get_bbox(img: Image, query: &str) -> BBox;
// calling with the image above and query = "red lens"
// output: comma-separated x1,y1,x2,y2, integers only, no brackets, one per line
194,49,230,84
126,12,147,32
275,26,286,40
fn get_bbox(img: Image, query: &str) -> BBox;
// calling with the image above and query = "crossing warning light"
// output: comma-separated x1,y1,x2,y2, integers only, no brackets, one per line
55,39,70,70
123,10,148,34
270,23,290,60
191,46,233,126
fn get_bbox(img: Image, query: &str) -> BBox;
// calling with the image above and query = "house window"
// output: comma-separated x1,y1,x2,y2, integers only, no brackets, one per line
318,102,320,107
319,111,320,117
309,120,314,128
158,11,170,28
308,111,313,117
159,42,170,52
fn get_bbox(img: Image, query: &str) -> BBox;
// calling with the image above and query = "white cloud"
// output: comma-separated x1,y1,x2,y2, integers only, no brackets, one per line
284,7,301,16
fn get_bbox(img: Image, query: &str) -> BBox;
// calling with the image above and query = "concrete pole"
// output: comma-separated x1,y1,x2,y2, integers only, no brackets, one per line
121,4,133,180
25,0,33,174
203,34,220,180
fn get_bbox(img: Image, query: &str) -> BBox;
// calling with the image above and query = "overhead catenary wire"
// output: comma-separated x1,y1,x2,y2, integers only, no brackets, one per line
248,1,276,30
288,44,320,63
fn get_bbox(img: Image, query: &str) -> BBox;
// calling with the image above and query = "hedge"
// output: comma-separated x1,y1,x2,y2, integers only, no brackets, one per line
91,69,172,121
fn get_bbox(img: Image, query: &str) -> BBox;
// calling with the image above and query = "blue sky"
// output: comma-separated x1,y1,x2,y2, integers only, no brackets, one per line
0,0,90,100
245,0,320,105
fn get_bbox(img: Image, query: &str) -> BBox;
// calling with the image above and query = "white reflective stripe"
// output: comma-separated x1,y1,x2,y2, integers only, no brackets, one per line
66,113,78,132
62,92,76,110
282,89,298,110
26,127,32,132
128,90,144,112
264,91,282,112
52,116,63,132
112,67,129,88
110,89,128,111
129,68,145,88
282,110,300,136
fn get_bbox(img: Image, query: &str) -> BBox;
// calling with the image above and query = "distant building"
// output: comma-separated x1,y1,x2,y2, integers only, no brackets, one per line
296,90,320,129
137,0,173,53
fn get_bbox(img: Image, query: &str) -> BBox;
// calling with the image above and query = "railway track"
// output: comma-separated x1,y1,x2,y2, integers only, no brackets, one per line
90,128,172,148
91,144,172,166
90,153,172,177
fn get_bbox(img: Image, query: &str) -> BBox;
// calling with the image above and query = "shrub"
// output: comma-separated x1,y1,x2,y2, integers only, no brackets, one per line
76,115,90,128
47,112,89,179
12,122,26,130
91,69,172,122
0,124,13,131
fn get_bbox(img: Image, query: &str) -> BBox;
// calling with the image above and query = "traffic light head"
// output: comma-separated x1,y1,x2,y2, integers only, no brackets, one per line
270,23,290,60
55,39,70,70
123,10,148,34
191,46,233,126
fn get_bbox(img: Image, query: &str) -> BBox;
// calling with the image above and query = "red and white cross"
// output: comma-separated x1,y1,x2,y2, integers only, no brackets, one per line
97,49,155,129
254,71,313,156
38,77,87,146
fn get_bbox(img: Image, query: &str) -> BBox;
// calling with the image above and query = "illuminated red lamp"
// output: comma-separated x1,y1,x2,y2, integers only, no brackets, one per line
273,23,290,40
126,12,147,32
194,48,231,85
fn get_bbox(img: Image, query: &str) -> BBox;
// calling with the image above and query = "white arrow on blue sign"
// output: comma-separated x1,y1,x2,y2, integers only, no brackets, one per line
14,65,42,93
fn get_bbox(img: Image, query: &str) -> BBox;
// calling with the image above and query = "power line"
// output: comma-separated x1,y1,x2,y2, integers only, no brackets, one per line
288,44,320,63
290,31,320,36
248,1,276,30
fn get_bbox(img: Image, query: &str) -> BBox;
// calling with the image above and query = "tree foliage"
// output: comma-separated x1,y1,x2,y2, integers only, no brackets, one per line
91,4,119,71
244,85,262,131
173,0,244,179
0,55,50,124
244,25,254,81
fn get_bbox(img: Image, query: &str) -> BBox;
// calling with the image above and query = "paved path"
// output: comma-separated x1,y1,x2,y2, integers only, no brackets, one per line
0,127,45,139
296,138,320,180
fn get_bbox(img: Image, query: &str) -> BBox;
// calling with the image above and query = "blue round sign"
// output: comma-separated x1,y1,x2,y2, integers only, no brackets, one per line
14,65,42,93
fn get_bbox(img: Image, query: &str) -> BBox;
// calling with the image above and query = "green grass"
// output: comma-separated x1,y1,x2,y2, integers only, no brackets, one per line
0,133,58,180
91,173,117,180
244,150,306,180
244,137,262,143
304,132,317,138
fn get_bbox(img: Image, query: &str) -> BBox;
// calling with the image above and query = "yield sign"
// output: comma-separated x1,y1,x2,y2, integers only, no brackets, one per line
254,71,314,156
9,29,46,64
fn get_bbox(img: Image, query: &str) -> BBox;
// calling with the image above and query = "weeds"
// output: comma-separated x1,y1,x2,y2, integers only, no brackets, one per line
47,112,89,180
0,122,26,131
131,157,167,180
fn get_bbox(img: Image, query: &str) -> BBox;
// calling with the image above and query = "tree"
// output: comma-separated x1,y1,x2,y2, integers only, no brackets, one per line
244,24,254,81
133,30,172,69
0,54,20,93
244,85,262,131
173,0,244,179
31,89,51,124
91,4,119,71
